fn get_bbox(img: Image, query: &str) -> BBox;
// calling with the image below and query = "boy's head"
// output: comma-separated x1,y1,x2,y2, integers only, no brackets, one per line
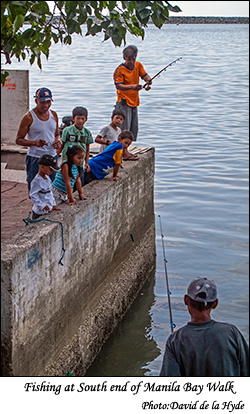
184,277,218,312
123,45,138,69
38,154,60,175
111,109,125,128
117,130,134,148
72,107,88,130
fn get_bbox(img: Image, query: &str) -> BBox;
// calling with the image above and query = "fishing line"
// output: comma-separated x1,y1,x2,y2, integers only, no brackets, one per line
143,57,182,90
158,215,176,333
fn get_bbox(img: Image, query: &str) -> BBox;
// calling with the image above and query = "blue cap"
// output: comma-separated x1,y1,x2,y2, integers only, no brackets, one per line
34,87,53,102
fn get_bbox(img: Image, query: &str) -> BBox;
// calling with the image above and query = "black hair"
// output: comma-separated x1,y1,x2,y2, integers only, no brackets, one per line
118,130,134,141
188,295,216,312
72,106,88,118
65,145,84,179
123,45,138,58
112,108,126,120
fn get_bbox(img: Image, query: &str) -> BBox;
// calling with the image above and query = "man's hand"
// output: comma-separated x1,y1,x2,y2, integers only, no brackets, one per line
36,139,48,147
53,140,61,149
132,84,143,91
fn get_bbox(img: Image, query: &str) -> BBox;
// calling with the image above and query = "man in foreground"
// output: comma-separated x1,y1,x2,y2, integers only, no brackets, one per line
160,277,249,376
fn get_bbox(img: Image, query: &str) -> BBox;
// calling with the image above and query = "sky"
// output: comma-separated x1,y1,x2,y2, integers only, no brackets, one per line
47,1,249,17
173,1,249,17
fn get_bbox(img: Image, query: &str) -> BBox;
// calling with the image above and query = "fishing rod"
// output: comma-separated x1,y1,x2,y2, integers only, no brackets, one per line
143,57,182,90
158,215,176,333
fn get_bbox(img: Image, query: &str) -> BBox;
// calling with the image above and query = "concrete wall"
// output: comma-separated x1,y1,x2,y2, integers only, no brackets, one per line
1,70,29,143
1,149,155,376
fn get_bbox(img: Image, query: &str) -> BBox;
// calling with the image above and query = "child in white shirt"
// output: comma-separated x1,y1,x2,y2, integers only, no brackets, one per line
30,154,61,219
95,109,126,153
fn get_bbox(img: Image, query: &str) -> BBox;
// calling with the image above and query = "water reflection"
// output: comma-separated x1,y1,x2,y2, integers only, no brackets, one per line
86,272,161,377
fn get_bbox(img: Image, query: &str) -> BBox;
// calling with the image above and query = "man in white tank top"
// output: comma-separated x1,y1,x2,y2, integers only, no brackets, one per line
16,87,61,191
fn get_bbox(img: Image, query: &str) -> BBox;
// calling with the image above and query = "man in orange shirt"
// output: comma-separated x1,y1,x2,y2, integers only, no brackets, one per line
113,45,152,160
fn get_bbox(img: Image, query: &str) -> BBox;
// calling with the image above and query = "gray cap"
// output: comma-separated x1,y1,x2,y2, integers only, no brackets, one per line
187,277,217,305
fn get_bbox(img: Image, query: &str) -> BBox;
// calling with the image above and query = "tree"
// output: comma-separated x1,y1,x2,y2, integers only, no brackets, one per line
1,1,181,84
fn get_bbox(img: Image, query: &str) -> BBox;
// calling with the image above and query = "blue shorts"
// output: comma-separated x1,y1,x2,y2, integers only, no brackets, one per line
26,154,58,192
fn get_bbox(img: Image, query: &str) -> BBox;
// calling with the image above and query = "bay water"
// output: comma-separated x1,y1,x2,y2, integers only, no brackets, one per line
7,24,249,376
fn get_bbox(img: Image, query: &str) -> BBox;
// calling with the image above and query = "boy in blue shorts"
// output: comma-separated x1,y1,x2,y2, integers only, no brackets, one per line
84,130,133,184
57,106,93,185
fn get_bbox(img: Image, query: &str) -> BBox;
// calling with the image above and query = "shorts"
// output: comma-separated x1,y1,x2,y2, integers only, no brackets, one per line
52,187,68,205
115,100,138,140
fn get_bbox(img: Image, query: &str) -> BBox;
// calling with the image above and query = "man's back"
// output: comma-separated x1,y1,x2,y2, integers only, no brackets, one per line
160,320,249,377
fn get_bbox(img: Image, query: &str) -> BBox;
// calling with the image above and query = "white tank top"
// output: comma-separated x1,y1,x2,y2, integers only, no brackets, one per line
27,109,57,158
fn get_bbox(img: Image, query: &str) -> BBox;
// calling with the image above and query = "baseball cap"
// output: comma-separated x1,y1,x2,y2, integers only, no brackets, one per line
34,87,53,102
187,277,217,305
38,154,60,171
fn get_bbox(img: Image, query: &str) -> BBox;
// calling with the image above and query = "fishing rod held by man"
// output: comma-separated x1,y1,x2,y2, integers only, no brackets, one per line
143,57,182,90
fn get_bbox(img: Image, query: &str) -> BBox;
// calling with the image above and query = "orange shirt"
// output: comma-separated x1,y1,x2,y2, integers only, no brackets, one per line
113,61,147,107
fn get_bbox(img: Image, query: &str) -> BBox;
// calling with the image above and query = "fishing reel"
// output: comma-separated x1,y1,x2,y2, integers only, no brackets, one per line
144,84,151,91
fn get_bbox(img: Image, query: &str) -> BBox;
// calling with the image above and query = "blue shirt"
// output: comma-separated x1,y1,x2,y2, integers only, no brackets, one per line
88,141,123,180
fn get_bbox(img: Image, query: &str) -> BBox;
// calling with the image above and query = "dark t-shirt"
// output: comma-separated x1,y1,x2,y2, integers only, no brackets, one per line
160,320,249,376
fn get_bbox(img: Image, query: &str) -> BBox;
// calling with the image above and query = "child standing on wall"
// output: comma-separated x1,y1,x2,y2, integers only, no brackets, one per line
84,130,133,184
95,108,126,153
29,154,61,219
57,107,93,186
52,145,87,205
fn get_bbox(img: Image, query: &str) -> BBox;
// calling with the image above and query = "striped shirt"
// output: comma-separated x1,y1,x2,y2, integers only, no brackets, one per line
52,163,79,193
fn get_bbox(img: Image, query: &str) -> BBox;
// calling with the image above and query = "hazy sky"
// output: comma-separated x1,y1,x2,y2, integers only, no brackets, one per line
47,2,249,17
174,1,249,17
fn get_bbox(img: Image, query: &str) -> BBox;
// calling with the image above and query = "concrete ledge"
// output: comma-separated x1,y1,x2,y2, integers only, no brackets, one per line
1,149,155,376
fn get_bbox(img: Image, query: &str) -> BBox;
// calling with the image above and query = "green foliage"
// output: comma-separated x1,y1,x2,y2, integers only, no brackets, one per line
1,1,181,84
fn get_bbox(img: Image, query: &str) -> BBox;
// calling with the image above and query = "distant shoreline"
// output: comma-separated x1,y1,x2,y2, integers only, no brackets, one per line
48,16,249,26
164,16,249,24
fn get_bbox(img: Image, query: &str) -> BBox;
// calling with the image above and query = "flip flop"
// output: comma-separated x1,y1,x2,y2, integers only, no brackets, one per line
123,154,139,161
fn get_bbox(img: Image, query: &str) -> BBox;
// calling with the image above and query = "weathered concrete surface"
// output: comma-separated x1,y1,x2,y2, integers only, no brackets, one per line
1,181,32,241
1,149,155,376
1,70,29,143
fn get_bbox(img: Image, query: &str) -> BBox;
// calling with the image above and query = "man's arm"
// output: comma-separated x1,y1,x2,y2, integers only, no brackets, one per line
142,74,152,85
115,83,142,91
51,110,61,150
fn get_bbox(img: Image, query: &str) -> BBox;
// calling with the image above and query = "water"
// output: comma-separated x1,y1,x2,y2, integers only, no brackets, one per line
6,24,249,376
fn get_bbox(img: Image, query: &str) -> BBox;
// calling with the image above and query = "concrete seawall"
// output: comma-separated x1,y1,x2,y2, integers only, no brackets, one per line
1,149,156,376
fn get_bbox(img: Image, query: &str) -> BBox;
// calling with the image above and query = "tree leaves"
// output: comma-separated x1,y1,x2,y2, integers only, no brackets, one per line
1,1,181,84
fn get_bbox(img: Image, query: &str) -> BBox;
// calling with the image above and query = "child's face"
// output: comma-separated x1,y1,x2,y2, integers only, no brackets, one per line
124,55,137,69
120,138,132,149
112,114,124,127
72,152,85,166
73,115,87,130
39,165,53,175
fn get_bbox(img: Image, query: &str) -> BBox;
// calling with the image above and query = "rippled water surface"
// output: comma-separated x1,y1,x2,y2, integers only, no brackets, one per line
8,24,249,376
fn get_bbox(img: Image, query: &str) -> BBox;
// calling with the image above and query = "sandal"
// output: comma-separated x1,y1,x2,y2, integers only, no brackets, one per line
123,154,139,161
